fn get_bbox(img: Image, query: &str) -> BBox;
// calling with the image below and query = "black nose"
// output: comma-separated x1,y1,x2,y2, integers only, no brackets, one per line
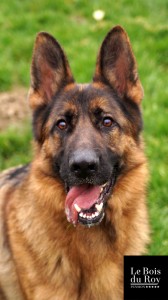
69,149,99,178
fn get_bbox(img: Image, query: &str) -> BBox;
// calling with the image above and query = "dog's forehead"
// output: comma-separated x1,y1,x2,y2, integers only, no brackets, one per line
60,83,119,113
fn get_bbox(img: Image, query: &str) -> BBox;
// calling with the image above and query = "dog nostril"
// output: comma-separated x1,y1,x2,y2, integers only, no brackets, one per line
72,163,81,173
88,163,97,172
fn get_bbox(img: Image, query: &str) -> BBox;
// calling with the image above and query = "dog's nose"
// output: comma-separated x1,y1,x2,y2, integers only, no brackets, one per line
69,149,99,178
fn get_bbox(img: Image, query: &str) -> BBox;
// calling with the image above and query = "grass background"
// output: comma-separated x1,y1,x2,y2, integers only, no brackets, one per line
0,0,168,255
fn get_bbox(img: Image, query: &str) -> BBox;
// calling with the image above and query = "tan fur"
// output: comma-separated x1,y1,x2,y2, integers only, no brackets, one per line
0,150,149,300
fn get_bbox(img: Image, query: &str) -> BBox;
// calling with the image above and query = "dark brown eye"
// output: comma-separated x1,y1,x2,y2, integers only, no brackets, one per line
102,117,113,127
57,119,67,130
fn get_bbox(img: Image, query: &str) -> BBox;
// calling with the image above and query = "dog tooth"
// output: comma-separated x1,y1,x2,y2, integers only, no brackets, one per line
95,202,103,212
79,212,83,217
102,183,107,188
100,203,103,209
83,213,86,218
95,211,99,217
74,203,81,212
99,194,103,200
95,205,98,212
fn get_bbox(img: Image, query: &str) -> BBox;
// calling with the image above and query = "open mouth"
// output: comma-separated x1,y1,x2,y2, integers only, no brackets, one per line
65,179,114,227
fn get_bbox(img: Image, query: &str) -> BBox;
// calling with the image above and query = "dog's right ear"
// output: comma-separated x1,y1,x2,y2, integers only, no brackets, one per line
29,32,74,109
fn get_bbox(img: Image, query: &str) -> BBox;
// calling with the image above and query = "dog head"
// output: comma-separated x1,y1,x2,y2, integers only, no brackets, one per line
29,26,144,227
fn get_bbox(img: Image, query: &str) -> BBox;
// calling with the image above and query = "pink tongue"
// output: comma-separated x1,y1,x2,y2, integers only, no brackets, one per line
65,185,101,225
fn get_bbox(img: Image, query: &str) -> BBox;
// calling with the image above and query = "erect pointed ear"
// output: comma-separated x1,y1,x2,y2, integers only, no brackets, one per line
93,26,143,104
29,32,74,109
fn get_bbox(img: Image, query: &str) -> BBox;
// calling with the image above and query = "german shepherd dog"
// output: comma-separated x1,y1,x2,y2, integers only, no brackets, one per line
0,26,149,300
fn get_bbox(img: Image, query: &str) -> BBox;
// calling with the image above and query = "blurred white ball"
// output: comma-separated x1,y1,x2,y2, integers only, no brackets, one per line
92,10,105,21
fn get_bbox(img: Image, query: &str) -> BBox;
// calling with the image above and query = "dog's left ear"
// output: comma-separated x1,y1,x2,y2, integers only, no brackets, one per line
29,32,74,109
93,26,143,104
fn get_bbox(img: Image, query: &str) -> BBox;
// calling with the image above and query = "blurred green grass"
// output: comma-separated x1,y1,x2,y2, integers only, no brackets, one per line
0,123,32,169
0,0,168,255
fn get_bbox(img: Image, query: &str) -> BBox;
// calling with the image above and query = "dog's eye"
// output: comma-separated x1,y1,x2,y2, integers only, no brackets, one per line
102,117,113,127
56,119,67,130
